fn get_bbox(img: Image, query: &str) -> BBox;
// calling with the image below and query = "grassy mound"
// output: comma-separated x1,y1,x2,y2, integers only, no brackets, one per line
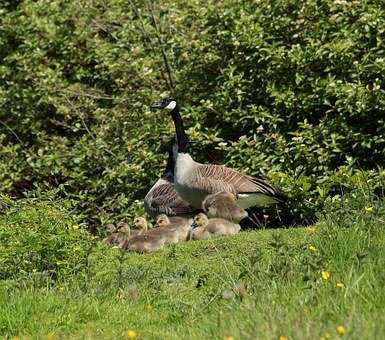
0,192,384,339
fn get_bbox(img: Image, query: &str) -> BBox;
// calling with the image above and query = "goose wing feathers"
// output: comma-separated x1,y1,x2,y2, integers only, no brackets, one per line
196,164,280,196
148,183,196,216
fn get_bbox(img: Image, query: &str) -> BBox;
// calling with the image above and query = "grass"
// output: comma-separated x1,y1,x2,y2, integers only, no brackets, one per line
0,193,385,339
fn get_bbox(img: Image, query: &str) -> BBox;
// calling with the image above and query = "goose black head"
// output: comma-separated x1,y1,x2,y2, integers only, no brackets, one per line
151,97,177,110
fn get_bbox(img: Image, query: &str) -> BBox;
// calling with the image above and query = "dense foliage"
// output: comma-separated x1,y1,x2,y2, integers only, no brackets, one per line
1,0,384,230
0,194,94,280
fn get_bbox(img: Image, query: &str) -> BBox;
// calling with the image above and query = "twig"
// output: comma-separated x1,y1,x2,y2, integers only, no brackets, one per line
127,0,174,92
148,2,175,92
0,120,23,144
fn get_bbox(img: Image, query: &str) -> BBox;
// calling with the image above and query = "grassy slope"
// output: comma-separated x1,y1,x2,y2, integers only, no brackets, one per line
1,210,385,340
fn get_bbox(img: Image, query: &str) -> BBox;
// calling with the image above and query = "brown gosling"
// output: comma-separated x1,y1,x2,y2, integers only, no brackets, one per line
132,217,149,236
202,191,248,223
122,231,166,253
155,214,192,242
122,216,173,253
191,213,241,241
103,222,131,246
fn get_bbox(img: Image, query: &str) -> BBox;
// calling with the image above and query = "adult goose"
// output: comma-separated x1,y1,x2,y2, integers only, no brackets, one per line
150,97,286,210
144,137,197,218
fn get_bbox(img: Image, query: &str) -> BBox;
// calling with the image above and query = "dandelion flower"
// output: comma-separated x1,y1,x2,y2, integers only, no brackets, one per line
308,245,317,252
336,282,345,288
320,333,331,340
321,271,331,280
224,336,234,340
47,335,55,340
307,226,317,234
127,330,137,339
364,206,373,213
278,336,288,340
336,325,346,335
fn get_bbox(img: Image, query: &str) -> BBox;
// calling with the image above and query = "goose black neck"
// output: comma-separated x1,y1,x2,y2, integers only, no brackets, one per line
170,105,189,152
162,146,174,180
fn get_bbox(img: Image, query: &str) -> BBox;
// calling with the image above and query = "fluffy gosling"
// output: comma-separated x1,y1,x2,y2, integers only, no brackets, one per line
155,214,192,242
103,222,131,246
202,191,248,223
191,213,241,241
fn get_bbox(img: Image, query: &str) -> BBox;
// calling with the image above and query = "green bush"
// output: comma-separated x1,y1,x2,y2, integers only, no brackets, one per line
0,194,95,280
0,0,384,227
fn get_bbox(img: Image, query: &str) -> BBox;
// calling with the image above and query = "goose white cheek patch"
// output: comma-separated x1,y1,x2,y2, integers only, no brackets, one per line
165,101,177,110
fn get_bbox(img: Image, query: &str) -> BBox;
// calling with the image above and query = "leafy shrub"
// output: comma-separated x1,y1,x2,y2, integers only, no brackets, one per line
0,0,384,227
0,194,95,280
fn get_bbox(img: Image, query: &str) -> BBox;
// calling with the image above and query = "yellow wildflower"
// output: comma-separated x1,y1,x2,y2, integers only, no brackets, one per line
336,282,345,288
320,333,331,340
127,330,137,339
336,325,346,335
364,206,373,213
12,337,20,340
308,245,317,252
321,271,331,280
47,334,55,340
224,336,234,340
278,336,288,340
307,226,317,234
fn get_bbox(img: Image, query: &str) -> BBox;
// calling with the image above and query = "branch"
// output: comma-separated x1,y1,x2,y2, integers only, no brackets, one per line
148,2,175,92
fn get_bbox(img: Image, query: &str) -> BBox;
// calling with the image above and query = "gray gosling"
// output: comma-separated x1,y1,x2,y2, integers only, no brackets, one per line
202,192,248,223
191,213,241,241
103,222,131,247
144,215,180,245
122,232,166,253
155,214,192,242
122,217,169,252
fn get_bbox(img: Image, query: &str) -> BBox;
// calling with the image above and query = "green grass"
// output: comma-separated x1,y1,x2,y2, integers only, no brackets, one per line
1,195,385,340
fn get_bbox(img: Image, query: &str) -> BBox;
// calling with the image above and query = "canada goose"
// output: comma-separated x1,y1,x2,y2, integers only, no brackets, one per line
144,137,197,218
150,97,286,210
122,232,166,253
133,217,149,233
135,214,180,245
122,217,168,252
202,191,248,223
155,214,192,242
191,213,241,240
103,222,131,246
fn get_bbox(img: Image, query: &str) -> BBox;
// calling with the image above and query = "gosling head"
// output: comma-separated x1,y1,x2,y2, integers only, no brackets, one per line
156,214,170,228
193,213,209,228
151,97,177,111
134,217,148,231
117,222,130,234
106,223,116,234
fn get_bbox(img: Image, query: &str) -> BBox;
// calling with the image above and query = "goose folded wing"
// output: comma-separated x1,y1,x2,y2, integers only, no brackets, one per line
150,183,196,215
196,164,281,197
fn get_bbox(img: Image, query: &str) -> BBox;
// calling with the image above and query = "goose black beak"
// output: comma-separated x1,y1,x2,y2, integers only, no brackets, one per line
150,100,164,109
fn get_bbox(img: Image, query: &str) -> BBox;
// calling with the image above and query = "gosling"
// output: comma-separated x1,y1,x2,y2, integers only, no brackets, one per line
191,213,241,241
202,192,248,223
122,216,176,252
103,222,131,246
123,232,167,253
155,214,192,242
